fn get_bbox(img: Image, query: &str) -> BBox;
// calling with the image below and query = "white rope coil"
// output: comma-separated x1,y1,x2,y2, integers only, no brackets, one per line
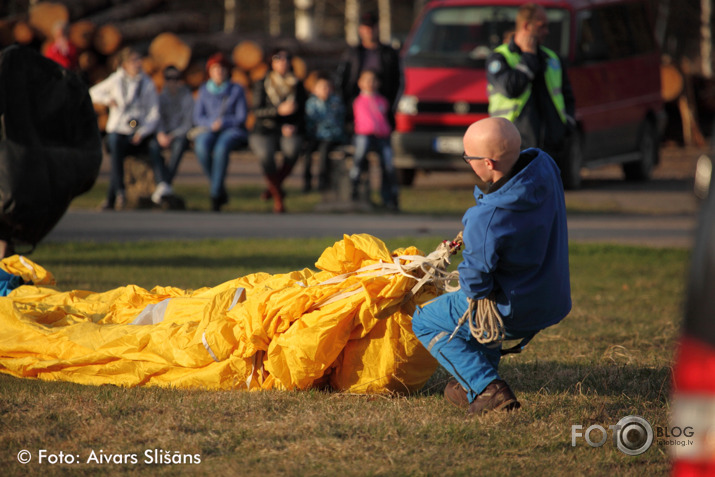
468,295,505,345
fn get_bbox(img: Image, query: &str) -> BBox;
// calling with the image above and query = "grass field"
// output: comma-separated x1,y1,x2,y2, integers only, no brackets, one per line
0,236,689,476
68,177,646,216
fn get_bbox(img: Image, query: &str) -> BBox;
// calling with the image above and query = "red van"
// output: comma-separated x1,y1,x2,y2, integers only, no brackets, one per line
393,0,665,188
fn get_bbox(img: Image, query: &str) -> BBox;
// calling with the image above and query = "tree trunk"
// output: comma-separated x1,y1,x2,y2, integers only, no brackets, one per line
85,0,165,26
69,19,95,50
661,63,684,102
29,2,69,38
224,0,237,33
232,40,264,71
55,0,114,21
12,21,35,45
701,0,712,78
94,12,210,55
269,0,281,37
345,0,358,46
295,0,316,41
149,32,192,72
93,23,121,55
378,0,391,44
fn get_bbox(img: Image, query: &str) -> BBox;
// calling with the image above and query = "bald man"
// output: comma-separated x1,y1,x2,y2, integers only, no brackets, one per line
412,117,571,415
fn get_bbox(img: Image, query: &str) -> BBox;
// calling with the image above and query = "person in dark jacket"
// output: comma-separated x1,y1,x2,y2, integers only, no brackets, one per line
334,11,402,128
249,48,307,213
486,3,575,179
411,117,571,415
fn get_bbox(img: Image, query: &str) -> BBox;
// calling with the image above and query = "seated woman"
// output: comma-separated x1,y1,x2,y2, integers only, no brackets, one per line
249,48,307,213
192,53,249,211
89,46,159,211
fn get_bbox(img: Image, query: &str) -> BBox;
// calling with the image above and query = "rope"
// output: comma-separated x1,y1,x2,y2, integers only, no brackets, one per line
311,233,507,346
448,294,505,345
311,232,464,313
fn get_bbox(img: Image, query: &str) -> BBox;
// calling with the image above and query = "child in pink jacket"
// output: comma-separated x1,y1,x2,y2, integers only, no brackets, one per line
349,70,399,210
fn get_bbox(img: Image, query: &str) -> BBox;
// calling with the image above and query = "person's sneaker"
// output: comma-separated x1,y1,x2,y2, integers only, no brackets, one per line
468,379,520,415
151,182,173,205
98,199,114,211
444,378,470,409
115,192,126,211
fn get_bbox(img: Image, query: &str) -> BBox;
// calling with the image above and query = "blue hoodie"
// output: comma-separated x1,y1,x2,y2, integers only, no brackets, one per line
458,148,571,331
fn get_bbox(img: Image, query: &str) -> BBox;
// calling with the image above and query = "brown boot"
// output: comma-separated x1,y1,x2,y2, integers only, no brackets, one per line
468,379,520,415
444,379,470,409
265,175,285,213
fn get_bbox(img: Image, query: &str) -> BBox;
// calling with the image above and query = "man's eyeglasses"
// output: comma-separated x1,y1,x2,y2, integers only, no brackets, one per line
272,54,289,61
462,153,491,164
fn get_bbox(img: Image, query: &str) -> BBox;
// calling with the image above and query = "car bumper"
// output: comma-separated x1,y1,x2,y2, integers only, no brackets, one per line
392,131,470,171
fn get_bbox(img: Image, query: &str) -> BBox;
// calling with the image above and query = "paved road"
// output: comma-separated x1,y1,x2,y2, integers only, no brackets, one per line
46,209,696,248
44,144,706,248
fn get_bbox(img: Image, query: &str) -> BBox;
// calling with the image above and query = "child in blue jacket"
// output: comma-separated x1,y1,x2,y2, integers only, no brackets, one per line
412,117,571,415
303,72,345,192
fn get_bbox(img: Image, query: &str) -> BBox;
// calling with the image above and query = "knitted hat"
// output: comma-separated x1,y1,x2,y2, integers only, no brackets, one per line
205,52,230,73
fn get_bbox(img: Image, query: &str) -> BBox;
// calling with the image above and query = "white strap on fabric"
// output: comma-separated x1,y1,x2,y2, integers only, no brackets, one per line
202,332,220,362
18,255,39,282
228,287,246,311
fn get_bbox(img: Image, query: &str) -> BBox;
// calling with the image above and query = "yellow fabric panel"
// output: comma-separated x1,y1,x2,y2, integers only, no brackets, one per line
0,234,442,393
0,254,55,285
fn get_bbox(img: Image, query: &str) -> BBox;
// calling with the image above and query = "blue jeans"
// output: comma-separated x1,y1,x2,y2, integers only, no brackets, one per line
148,135,189,185
193,128,247,199
350,134,398,206
106,132,151,204
412,290,538,402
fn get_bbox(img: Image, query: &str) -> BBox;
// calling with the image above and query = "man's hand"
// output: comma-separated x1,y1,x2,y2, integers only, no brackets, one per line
211,118,223,132
281,124,295,137
277,99,296,116
157,131,172,148
131,132,143,145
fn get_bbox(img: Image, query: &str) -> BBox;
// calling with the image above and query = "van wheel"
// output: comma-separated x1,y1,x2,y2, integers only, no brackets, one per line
397,168,416,186
562,131,583,190
623,120,657,181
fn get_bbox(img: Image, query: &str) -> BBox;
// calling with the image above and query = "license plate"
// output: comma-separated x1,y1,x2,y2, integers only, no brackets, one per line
433,136,463,154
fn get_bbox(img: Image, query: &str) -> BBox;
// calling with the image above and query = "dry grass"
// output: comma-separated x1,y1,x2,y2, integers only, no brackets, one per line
0,239,689,476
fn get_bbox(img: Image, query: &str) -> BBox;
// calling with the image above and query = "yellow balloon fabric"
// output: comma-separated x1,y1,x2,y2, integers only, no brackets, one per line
0,234,446,393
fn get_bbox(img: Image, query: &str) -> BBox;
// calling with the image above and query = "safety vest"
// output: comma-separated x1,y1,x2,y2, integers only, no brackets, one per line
488,44,567,123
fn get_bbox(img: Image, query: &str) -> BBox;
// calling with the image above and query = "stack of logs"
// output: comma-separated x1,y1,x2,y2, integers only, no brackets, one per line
0,0,343,132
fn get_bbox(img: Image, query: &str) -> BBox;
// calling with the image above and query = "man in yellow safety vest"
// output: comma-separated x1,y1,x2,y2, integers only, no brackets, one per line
487,3,575,181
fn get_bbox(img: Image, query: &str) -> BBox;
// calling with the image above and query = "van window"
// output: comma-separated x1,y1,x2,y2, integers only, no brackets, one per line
576,3,656,63
404,6,570,68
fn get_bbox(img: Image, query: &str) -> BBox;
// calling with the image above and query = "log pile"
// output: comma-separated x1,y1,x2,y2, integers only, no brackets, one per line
661,58,707,147
0,1,346,208
0,0,346,133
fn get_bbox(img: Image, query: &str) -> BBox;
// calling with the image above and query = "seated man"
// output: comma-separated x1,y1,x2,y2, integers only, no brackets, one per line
412,117,571,415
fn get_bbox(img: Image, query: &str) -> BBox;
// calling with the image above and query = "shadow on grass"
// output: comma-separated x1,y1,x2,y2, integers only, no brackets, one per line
503,361,670,399
420,361,670,402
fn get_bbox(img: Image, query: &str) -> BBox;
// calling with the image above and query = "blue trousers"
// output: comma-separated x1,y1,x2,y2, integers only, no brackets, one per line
349,134,399,207
412,290,536,403
194,129,246,199
148,135,189,185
